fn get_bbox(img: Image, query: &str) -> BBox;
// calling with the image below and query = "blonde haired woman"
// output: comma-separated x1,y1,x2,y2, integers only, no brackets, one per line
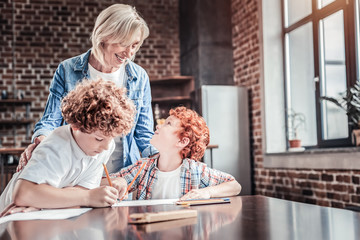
17,4,158,174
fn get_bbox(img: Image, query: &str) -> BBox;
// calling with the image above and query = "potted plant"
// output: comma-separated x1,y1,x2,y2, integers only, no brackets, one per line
286,109,306,148
320,81,360,145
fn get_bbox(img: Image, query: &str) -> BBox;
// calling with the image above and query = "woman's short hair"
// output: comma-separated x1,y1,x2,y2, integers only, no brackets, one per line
169,107,210,161
91,4,149,66
61,78,136,137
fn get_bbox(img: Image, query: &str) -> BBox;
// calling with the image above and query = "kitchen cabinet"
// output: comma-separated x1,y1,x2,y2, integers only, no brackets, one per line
150,76,194,127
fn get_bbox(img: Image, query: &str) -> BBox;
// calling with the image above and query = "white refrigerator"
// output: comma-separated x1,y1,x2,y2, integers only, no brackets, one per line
199,85,252,195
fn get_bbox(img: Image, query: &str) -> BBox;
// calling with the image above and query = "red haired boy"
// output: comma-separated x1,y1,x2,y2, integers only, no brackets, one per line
107,106,241,200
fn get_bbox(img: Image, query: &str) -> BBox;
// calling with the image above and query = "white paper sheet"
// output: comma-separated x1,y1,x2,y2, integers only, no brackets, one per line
0,208,92,225
113,199,178,207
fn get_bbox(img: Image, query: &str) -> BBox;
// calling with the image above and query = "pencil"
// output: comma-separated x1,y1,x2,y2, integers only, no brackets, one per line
176,198,230,206
120,161,146,201
102,163,112,187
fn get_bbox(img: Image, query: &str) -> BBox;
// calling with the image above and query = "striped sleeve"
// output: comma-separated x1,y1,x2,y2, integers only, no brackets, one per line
110,159,147,193
198,163,235,188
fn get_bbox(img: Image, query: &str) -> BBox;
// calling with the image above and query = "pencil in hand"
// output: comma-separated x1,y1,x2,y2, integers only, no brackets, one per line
120,161,147,201
102,163,112,187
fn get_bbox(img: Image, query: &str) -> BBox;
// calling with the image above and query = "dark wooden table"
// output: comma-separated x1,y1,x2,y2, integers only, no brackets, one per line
0,195,359,240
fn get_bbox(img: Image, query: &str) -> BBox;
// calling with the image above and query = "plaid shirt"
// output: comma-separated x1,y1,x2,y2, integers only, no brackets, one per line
111,157,235,200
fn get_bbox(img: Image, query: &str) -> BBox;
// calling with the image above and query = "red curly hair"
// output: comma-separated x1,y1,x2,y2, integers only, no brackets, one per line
169,106,210,161
61,79,136,137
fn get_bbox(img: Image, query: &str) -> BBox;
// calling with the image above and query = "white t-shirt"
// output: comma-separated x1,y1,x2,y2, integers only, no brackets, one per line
88,63,126,174
88,63,126,88
151,165,182,199
0,125,115,211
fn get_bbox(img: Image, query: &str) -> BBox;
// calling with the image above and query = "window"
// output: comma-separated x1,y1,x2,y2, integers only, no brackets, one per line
283,0,358,148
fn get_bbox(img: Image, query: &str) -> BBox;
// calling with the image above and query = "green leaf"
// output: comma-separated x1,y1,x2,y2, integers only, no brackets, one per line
320,81,360,128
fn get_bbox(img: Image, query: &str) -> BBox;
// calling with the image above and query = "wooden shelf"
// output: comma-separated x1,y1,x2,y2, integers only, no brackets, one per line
0,147,25,154
150,76,194,100
150,76,194,85
152,96,192,103
0,119,33,125
0,99,34,104
207,144,219,149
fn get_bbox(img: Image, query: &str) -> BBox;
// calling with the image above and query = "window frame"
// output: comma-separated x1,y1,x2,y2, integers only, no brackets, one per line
281,0,357,148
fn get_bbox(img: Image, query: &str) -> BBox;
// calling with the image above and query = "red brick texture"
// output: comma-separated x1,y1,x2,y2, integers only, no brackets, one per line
0,0,180,147
231,0,360,209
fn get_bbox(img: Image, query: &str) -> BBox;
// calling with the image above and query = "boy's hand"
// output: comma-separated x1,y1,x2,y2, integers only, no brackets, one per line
87,186,118,207
111,177,128,200
0,202,39,217
180,188,211,200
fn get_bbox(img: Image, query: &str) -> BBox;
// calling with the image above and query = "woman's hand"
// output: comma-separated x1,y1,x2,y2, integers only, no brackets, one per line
180,188,211,200
0,202,39,217
87,186,118,207
16,136,45,172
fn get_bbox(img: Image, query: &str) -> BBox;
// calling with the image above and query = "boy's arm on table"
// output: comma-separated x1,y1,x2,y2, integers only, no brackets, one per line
0,203,39,217
180,180,241,200
12,179,119,209
180,163,242,200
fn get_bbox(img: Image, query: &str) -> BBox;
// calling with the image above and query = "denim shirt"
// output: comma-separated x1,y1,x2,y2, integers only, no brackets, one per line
33,49,158,168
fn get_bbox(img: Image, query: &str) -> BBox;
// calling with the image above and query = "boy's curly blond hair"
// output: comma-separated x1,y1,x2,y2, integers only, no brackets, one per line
169,106,210,161
61,79,136,137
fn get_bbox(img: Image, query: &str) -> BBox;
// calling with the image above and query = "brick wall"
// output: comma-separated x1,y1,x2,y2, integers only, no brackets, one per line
231,0,360,209
0,0,180,147
231,0,262,188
